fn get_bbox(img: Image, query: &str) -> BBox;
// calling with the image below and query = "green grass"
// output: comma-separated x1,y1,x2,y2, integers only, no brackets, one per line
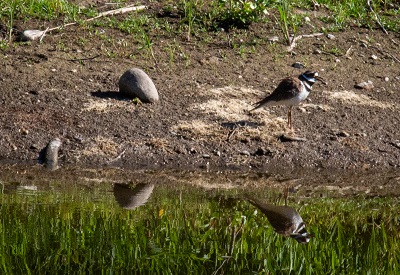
0,0,398,55
0,181,399,274
1,0,399,43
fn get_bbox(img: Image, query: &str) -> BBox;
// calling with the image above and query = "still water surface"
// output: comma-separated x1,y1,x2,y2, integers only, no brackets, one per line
1,167,399,274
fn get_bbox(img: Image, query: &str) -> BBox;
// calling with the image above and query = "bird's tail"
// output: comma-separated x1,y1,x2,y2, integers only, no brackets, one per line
249,101,264,113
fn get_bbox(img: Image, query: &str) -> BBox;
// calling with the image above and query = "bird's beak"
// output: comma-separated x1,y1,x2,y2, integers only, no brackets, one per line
316,75,327,85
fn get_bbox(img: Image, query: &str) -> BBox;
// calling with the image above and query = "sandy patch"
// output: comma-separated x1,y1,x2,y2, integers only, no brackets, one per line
172,86,297,142
81,136,121,157
83,98,131,113
324,90,396,109
172,119,225,138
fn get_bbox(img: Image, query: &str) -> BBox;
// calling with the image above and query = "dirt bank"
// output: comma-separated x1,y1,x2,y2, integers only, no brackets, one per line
1,3,399,172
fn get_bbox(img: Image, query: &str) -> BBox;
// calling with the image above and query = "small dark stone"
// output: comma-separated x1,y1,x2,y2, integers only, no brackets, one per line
292,62,306,69
254,147,272,156
279,134,307,142
337,131,350,137
389,141,400,149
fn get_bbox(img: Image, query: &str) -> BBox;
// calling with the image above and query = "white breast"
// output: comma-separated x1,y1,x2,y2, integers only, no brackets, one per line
297,81,311,102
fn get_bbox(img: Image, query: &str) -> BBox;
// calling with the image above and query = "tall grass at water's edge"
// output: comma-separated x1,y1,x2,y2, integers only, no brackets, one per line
0,0,398,49
0,184,399,274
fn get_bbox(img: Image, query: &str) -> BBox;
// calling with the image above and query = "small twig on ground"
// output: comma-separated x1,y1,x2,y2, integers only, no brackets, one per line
68,55,101,62
227,127,237,142
49,4,146,32
370,46,400,63
24,5,146,41
226,122,248,142
287,33,324,52
345,45,353,59
384,52,400,63
367,0,387,34
107,149,126,164
39,27,49,42
366,0,399,46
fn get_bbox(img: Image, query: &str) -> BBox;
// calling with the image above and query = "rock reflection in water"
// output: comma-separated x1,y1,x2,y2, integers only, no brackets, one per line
248,198,311,243
113,183,155,210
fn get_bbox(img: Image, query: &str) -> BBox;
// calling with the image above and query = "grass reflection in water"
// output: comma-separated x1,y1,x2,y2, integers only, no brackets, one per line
0,180,399,274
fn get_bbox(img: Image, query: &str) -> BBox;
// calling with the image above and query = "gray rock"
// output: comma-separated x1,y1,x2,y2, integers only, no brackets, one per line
20,30,45,41
118,68,159,103
113,183,154,210
45,138,62,170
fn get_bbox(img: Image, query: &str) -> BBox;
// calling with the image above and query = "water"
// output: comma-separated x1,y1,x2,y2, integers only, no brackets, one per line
1,166,399,274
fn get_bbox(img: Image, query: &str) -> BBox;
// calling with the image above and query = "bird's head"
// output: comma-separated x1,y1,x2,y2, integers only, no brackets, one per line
300,71,327,85
290,222,312,243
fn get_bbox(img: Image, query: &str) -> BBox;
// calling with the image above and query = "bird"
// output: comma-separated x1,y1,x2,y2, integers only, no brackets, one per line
247,197,311,243
250,71,324,129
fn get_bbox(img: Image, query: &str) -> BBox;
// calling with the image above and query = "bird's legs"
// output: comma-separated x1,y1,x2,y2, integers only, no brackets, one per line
283,185,289,206
287,106,293,129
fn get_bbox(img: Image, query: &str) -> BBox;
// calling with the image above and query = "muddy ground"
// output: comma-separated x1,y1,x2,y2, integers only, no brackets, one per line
1,2,399,174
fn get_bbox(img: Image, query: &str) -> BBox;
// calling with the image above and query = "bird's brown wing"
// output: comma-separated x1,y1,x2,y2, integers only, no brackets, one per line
252,77,301,110
248,198,298,236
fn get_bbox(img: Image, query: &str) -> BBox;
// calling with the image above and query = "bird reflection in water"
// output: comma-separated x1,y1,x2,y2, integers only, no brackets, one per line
248,197,312,243
113,183,155,210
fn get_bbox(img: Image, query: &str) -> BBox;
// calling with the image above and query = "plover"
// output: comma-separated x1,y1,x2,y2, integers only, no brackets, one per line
251,71,324,129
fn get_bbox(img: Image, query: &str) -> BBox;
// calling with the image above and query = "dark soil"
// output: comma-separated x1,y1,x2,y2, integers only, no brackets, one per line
1,2,399,172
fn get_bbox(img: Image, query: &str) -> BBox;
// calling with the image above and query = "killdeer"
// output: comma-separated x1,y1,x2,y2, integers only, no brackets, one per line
251,71,324,129
248,197,311,243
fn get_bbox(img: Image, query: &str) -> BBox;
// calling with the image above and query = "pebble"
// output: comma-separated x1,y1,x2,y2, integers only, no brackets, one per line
292,62,306,69
384,77,389,82
313,49,322,54
304,16,310,23
279,135,307,142
337,131,350,137
240,151,251,156
371,55,378,60
118,68,159,103
355,132,367,137
327,34,336,40
355,80,374,90
20,128,29,135
268,36,279,42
